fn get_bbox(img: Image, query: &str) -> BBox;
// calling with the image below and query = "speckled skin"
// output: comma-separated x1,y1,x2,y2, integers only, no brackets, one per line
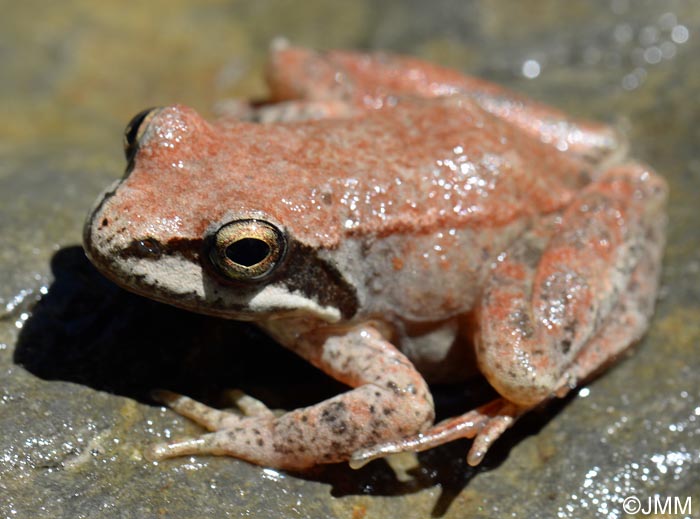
83,46,667,470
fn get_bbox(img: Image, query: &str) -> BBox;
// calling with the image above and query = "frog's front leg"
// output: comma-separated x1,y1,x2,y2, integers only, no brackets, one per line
146,325,434,471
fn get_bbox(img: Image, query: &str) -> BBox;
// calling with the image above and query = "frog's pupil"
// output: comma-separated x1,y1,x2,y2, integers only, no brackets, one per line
226,238,270,267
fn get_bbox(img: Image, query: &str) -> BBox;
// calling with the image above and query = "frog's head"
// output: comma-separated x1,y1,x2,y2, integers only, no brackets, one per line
84,105,358,323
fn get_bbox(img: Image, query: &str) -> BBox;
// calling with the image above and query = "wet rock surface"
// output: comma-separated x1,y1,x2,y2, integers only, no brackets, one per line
2,1,699,517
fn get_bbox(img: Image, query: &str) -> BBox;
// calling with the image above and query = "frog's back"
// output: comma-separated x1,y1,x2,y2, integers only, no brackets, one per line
108,94,590,260
255,97,586,322
208,96,585,249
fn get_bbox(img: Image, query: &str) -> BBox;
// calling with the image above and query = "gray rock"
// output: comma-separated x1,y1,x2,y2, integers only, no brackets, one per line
2,1,699,517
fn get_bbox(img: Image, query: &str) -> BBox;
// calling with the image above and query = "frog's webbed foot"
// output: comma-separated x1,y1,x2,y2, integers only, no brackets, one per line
350,398,524,468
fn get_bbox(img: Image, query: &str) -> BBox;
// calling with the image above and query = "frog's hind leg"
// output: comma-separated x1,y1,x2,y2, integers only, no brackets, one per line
266,45,622,163
352,225,664,468
552,207,666,395
476,162,666,408
469,162,664,463
353,162,666,468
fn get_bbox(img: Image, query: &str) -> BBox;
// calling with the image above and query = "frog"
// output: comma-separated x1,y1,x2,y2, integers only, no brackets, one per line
83,44,667,471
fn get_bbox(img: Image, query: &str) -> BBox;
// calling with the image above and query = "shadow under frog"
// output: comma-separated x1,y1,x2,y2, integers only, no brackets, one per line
13,245,567,512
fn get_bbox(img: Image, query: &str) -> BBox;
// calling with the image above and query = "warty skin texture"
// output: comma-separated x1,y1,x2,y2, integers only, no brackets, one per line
84,46,667,470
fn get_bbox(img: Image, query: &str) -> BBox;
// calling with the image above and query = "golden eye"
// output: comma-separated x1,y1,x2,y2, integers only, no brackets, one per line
123,107,160,163
210,220,286,281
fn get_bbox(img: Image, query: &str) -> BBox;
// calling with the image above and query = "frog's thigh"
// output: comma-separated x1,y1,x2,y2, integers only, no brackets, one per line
356,261,658,473
556,211,664,390
267,46,620,161
147,325,435,470
477,163,667,407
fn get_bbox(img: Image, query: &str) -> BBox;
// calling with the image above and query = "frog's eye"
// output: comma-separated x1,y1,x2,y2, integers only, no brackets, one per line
123,107,160,163
210,220,286,282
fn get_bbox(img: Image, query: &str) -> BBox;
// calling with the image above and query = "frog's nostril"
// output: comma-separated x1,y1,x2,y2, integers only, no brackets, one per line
226,238,271,267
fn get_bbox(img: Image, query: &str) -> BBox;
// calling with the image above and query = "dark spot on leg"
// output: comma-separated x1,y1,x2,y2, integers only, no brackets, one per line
320,401,349,435
369,418,387,431
560,339,572,354
273,442,293,455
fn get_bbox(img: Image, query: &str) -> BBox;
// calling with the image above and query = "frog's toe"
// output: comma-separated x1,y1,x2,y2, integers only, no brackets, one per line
350,398,524,469
144,419,324,470
144,426,272,464
465,410,518,466
150,389,183,407
144,437,205,461
151,389,244,431
223,389,276,418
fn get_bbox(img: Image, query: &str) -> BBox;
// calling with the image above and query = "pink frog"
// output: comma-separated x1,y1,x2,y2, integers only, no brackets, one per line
83,45,667,470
